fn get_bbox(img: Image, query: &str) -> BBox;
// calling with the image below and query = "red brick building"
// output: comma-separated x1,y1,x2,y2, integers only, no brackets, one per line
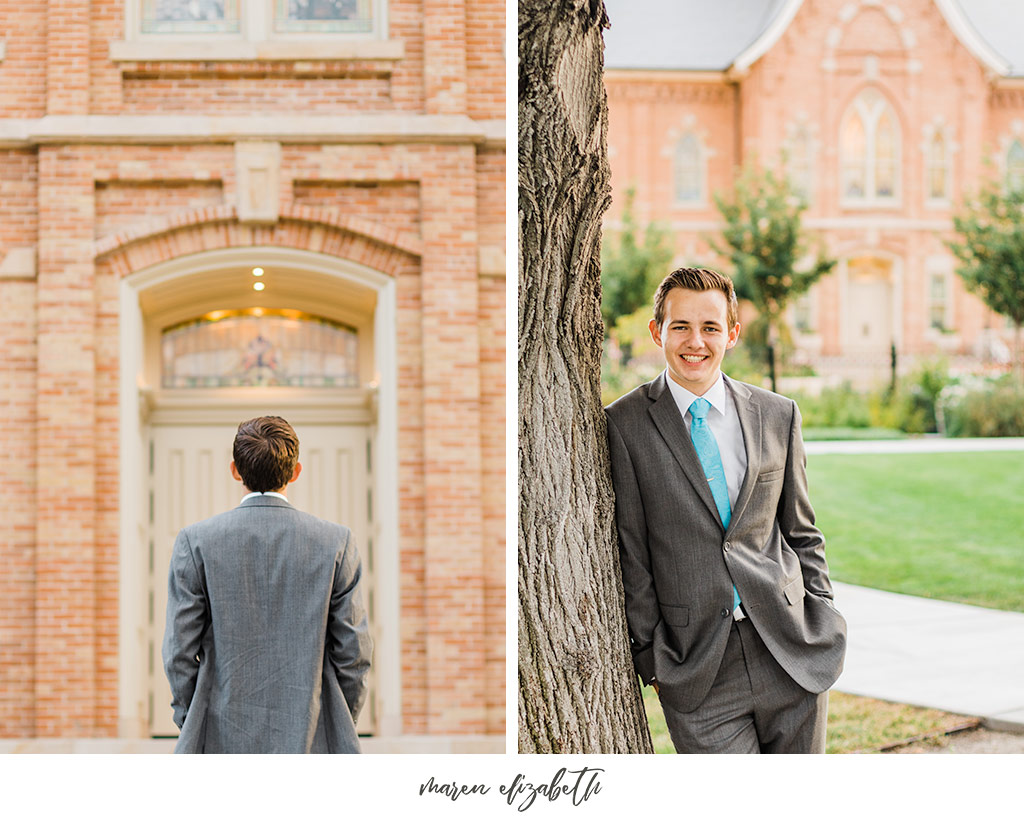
604,0,1022,381
0,0,505,751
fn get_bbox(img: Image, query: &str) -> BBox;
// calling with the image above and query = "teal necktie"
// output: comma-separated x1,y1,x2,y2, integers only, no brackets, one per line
689,397,740,612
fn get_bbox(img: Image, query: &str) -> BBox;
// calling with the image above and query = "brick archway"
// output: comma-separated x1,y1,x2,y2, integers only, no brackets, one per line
94,203,422,279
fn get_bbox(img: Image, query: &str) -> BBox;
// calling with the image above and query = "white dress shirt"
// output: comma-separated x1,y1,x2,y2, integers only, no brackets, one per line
240,491,289,503
664,371,747,509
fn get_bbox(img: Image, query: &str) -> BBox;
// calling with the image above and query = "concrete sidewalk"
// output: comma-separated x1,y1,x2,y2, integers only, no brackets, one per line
831,582,1024,730
806,436,1024,454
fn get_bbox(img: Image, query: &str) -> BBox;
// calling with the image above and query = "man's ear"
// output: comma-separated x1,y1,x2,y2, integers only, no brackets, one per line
230,461,243,482
290,462,302,484
649,317,663,348
726,322,741,350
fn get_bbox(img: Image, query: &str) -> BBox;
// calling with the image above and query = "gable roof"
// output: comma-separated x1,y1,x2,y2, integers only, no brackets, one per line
603,0,791,72
603,0,1024,78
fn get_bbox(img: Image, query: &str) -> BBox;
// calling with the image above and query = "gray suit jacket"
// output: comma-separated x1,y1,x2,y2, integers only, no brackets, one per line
162,495,372,753
605,372,846,712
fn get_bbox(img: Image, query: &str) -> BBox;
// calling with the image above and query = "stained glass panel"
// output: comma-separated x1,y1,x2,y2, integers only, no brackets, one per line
274,0,373,33
161,309,360,388
141,0,240,33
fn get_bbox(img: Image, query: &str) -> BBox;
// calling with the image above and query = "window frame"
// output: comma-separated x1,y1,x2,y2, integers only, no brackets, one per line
924,259,955,340
1007,140,1024,195
672,132,706,209
924,129,951,207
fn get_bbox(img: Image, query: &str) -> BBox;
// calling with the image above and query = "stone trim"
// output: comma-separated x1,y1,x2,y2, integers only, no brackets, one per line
0,115,506,148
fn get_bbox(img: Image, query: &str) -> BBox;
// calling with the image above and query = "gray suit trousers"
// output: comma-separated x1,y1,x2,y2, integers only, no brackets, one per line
659,618,828,754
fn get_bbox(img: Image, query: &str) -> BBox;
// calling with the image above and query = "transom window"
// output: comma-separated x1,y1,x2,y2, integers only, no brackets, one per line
841,89,901,204
161,308,360,388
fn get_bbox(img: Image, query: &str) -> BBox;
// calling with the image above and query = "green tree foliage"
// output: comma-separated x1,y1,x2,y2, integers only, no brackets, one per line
947,181,1024,386
708,164,835,365
600,187,673,337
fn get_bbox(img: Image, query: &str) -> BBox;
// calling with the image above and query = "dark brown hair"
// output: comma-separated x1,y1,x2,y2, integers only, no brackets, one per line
653,267,739,329
232,416,299,492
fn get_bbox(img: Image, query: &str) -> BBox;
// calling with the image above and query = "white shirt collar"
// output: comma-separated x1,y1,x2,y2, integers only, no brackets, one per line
241,491,289,503
664,370,728,419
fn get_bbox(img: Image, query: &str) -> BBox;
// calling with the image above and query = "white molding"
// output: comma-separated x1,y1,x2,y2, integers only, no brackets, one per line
0,114,504,148
934,0,1011,77
109,38,404,63
731,0,805,75
118,245,403,739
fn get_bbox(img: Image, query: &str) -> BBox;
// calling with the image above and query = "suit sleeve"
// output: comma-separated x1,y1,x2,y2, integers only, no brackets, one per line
778,400,835,601
162,528,207,730
327,529,373,722
606,413,660,685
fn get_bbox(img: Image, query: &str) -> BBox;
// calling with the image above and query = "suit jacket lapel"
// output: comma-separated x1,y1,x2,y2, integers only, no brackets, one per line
724,374,761,537
647,371,722,526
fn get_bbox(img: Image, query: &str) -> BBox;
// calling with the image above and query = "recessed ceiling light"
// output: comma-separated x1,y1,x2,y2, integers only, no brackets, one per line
252,267,264,277
253,282,265,291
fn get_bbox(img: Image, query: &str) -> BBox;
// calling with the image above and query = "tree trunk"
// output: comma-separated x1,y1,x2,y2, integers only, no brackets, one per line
518,0,653,753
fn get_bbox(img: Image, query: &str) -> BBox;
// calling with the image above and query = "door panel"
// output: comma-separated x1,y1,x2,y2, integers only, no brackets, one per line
149,423,374,737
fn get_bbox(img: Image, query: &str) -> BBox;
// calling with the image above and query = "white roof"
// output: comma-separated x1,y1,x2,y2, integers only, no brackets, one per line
603,0,789,71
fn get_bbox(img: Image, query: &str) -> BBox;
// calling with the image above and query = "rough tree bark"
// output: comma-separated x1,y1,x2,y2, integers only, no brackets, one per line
518,0,653,753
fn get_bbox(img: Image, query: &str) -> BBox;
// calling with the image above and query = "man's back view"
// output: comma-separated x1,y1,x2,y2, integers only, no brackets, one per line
162,416,372,753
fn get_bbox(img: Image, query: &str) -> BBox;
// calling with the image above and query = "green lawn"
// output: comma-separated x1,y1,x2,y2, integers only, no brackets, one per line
642,685,974,753
807,451,1024,612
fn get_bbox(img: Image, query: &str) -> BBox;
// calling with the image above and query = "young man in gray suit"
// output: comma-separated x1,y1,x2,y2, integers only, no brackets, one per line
162,416,372,753
605,268,846,753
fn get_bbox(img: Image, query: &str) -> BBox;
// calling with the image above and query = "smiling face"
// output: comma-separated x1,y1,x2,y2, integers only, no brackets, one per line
649,286,741,396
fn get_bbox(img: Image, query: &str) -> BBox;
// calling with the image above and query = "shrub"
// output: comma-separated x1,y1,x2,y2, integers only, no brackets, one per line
943,383,1024,437
791,383,872,429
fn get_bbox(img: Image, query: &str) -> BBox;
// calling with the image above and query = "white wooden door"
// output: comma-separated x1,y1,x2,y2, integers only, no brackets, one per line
847,275,892,352
149,422,375,737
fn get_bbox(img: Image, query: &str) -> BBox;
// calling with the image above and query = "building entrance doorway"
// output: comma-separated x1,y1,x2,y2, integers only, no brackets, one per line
845,255,895,354
119,247,400,740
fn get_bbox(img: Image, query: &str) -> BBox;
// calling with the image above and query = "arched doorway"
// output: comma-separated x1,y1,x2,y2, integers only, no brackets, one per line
116,246,401,739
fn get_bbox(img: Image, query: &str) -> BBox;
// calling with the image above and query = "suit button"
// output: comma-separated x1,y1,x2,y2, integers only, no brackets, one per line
723,542,731,552
720,608,730,618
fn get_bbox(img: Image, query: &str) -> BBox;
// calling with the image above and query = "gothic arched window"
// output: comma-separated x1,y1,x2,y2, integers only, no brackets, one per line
841,89,901,203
